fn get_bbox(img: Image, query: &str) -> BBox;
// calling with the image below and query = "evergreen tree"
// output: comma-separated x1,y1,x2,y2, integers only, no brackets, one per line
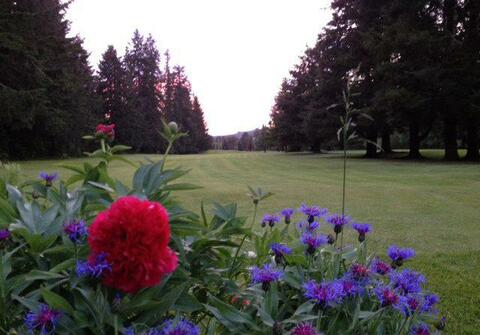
0,0,98,159
124,30,162,152
191,95,211,152
96,45,127,130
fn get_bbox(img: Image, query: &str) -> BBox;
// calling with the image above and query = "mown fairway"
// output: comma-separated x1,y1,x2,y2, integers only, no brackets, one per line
17,151,480,334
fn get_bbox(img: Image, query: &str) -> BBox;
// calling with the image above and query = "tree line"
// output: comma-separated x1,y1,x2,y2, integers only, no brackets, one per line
211,127,269,151
270,0,480,161
0,0,209,160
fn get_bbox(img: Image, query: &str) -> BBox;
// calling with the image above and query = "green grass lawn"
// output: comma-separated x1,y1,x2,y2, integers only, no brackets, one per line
15,150,480,334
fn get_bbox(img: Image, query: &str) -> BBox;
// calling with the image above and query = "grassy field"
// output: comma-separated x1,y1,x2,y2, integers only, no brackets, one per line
15,150,480,334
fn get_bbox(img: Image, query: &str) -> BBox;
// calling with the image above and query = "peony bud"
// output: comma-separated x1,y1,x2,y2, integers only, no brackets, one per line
168,121,179,133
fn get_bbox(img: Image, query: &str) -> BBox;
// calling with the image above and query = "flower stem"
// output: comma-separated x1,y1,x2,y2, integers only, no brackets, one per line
162,140,174,171
229,202,258,278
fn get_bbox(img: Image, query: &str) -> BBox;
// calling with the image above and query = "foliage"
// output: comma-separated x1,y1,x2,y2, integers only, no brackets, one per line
0,0,99,159
269,0,480,160
0,124,445,334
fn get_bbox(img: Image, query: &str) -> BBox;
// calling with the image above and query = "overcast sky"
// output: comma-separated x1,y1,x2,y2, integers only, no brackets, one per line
67,0,332,136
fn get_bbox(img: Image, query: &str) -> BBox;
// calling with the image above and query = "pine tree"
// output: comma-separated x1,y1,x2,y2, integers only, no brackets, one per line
124,30,162,152
191,95,210,152
0,0,98,159
96,45,127,130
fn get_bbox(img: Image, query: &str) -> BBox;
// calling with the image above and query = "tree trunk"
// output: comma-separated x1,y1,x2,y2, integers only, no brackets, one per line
408,121,421,159
444,119,459,160
381,130,392,154
364,126,378,158
465,124,480,161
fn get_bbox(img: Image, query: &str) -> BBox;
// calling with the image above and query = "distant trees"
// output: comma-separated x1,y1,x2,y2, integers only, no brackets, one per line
212,128,271,151
96,32,210,154
0,2,209,159
270,0,480,160
0,0,98,159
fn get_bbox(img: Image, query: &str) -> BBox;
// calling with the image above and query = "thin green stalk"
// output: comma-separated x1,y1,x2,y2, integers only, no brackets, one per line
101,138,106,153
396,316,410,335
162,140,174,171
114,315,118,335
229,202,258,278
341,117,347,250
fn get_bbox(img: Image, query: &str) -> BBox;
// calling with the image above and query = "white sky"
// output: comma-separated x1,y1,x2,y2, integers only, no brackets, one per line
67,0,332,136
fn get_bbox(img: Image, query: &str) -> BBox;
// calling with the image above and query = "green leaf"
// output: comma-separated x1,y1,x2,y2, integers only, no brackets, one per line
87,181,114,193
163,183,201,191
42,288,74,315
110,145,131,153
25,270,65,281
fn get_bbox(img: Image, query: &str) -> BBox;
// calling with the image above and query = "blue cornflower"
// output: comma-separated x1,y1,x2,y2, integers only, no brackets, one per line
261,214,281,228
251,264,283,290
76,252,112,278
326,214,352,234
270,243,292,260
158,319,200,335
374,284,403,311
387,245,416,267
25,304,61,335
351,223,372,242
421,294,439,314
390,269,426,295
410,323,431,335
291,323,320,335
340,278,362,297
63,219,87,243
297,220,320,232
400,294,422,316
298,204,328,223
347,263,371,282
39,172,58,187
0,228,10,241
303,280,344,308
301,232,328,255
370,258,392,276
280,208,294,224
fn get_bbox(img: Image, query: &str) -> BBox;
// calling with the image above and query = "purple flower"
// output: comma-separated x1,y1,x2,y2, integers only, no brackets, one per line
251,264,283,290
270,243,292,263
410,323,431,335
390,269,426,295
261,214,281,228
291,323,320,335
301,232,328,254
159,319,200,335
297,220,320,232
351,223,372,242
25,304,61,335
0,229,10,241
76,252,112,278
298,204,328,223
303,280,344,307
39,172,58,186
422,294,439,314
387,245,416,267
370,258,391,275
347,263,370,282
280,208,294,224
374,284,401,307
326,214,352,234
399,294,422,316
340,278,362,297
63,219,87,243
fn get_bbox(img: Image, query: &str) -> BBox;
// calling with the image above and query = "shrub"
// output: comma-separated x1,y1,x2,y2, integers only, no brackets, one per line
0,123,444,334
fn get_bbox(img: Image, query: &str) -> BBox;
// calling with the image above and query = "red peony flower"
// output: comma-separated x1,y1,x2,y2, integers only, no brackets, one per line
95,123,115,140
88,196,178,293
